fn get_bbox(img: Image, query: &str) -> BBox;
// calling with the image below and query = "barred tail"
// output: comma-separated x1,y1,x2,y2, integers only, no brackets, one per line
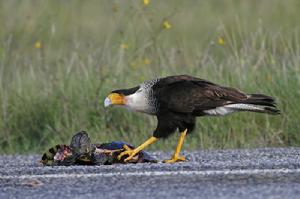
237,94,280,115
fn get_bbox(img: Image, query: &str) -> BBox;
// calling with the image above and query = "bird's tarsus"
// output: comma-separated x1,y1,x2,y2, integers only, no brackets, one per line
163,129,187,163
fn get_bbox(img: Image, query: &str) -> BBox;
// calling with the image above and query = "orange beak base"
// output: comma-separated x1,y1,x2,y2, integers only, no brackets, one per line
104,93,126,107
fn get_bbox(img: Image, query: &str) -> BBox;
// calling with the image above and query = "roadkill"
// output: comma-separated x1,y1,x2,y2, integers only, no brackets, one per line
40,131,157,166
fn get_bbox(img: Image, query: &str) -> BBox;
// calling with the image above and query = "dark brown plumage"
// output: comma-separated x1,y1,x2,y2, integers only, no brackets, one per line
151,75,279,137
104,75,280,162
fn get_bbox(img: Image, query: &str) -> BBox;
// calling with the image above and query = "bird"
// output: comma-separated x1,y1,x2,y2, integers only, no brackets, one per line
104,75,280,163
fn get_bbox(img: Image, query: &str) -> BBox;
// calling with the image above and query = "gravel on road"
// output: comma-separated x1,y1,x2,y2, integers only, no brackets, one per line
1,148,300,199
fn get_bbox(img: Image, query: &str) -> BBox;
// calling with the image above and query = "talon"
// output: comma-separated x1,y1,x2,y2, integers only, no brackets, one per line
117,151,126,160
117,137,158,162
163,155,185,163
117,145,135,161
123,145,131,151
124,154,135,162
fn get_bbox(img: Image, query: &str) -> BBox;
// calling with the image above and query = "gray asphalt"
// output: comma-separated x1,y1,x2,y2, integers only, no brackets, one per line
1,148,300,199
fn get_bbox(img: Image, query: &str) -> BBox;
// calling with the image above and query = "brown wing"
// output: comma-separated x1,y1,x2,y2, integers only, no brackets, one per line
153,75,247,113
154,75,215,87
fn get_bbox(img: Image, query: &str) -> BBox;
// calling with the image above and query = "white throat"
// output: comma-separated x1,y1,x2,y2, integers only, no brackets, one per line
123,79,159,115
125,90,156,114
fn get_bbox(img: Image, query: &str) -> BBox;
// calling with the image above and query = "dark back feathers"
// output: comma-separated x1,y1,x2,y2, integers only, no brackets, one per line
153,75,247,114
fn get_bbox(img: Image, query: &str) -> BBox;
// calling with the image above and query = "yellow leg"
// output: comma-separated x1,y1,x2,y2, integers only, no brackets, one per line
163,129,187,163
117,136,158,162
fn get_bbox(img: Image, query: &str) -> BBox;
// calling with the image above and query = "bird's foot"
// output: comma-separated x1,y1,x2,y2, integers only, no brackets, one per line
117,145,138,162
163,155,185,163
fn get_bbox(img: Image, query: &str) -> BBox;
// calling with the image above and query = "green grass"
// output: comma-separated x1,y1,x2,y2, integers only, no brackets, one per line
0,0,299,154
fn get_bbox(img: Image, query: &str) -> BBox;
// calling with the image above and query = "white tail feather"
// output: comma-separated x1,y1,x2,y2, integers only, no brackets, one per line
203,103,265,116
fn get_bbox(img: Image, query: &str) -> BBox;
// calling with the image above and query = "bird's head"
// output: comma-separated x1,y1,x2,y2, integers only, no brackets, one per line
104,86,141,108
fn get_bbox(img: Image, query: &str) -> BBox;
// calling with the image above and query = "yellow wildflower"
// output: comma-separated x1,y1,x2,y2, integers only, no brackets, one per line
143,58,150,65
131,58,150,69
143,0,150,6
120,43,129,49
163,20,171,30
34,41,42,49
267,74,273,82
112,4,119,13
218,37,225,45
131,61,138,69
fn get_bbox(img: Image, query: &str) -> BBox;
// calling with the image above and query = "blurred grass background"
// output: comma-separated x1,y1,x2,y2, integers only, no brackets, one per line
0,0,299,154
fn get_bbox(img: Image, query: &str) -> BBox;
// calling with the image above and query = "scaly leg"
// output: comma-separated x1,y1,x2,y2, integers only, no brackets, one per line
117,136,158,162
163,129,187,163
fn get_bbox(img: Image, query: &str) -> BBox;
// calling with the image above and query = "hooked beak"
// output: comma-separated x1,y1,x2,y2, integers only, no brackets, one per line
104,93,126,107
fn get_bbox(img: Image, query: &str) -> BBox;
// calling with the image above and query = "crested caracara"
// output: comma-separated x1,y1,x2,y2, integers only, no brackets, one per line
104,75,280,163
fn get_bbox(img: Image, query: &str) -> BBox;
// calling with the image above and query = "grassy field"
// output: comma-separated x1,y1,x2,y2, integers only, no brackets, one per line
0,0,299,154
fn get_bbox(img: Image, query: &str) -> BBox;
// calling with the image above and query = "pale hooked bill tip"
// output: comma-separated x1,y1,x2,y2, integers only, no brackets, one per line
104,97,112,107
